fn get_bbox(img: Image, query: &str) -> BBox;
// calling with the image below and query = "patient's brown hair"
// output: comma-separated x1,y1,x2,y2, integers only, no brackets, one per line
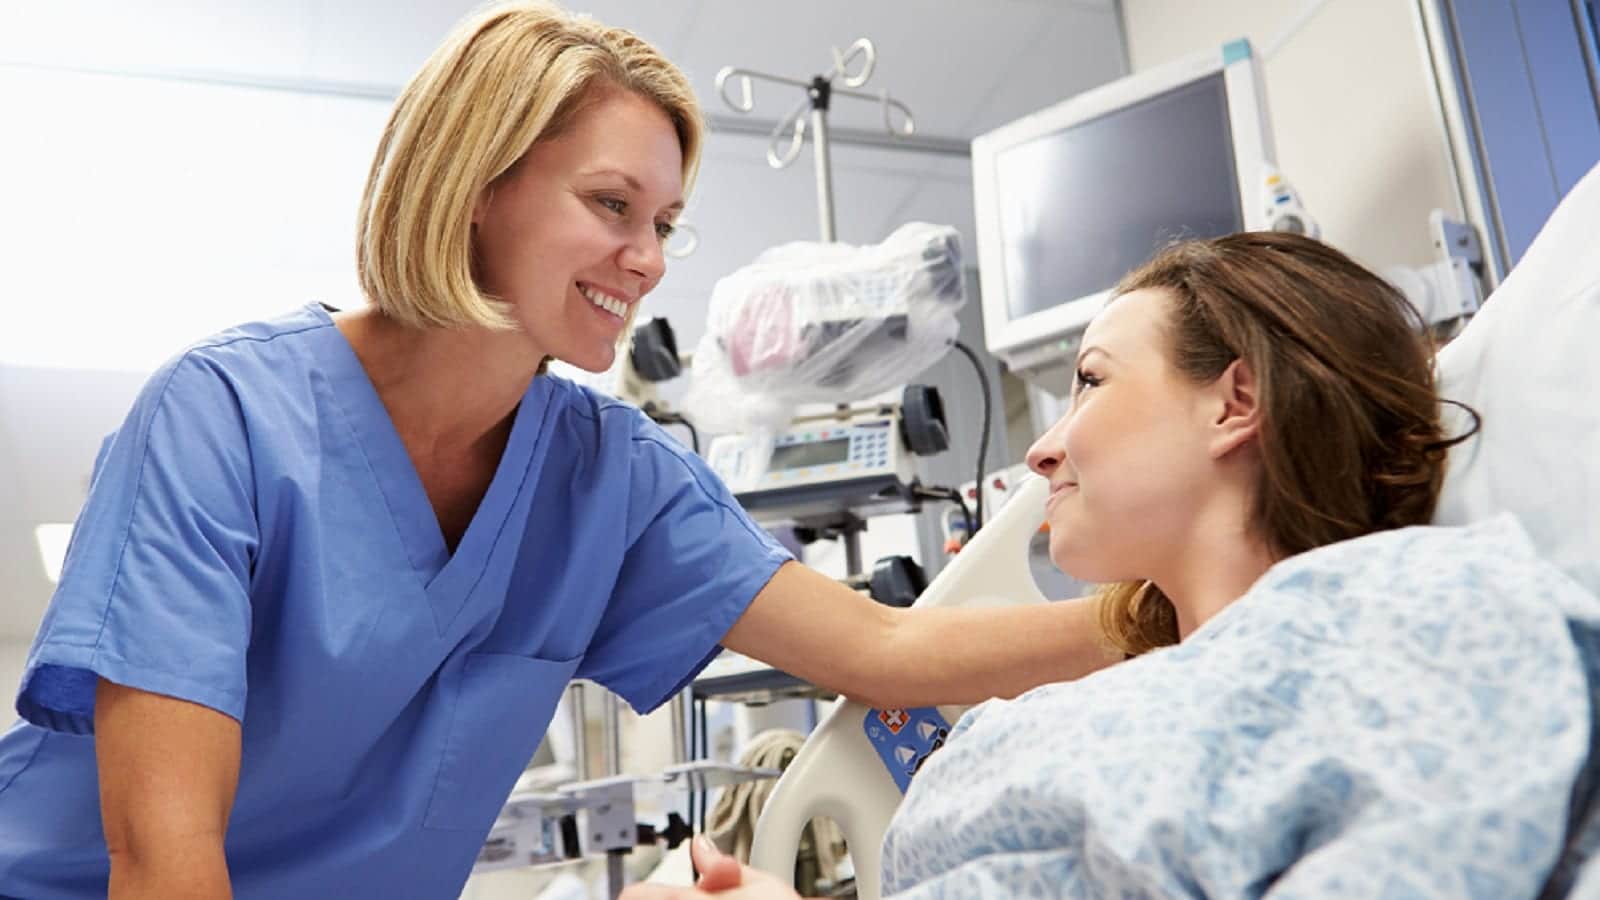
1096,232,1479,657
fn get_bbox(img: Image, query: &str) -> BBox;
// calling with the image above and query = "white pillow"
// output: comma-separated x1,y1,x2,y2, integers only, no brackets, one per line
1435,160,1600,596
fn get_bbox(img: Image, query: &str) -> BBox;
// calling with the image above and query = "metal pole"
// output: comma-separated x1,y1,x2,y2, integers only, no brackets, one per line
606,851,626,900
602,690,623,777
1574,0,1600,125
844,528,863,576
670,689,689,765
570,682,590,781
809,78,837,242
1430,0,1512,284
6,59,967,158
706,112,968,157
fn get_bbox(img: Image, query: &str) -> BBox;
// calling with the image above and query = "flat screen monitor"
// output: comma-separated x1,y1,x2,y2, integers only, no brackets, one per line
973,40,1277,392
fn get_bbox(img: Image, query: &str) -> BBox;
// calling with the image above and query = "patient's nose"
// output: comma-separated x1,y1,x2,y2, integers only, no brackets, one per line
1028,412,1076,478
1027,433,1062,477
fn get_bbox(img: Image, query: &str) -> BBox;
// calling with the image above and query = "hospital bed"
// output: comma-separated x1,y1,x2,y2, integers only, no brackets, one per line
748,159,1600,899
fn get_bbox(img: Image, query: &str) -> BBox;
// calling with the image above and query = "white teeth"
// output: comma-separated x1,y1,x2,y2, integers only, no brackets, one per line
580,284,628,318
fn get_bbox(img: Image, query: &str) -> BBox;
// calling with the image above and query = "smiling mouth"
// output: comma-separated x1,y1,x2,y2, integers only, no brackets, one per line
578,282,630,319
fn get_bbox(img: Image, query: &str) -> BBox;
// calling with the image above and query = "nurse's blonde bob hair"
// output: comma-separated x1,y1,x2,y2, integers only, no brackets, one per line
357,1,703,330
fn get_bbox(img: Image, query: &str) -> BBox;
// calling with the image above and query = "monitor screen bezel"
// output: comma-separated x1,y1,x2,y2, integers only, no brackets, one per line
973,41,1276,365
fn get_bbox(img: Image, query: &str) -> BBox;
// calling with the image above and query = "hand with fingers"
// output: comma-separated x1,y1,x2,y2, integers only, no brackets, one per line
619,836,809,900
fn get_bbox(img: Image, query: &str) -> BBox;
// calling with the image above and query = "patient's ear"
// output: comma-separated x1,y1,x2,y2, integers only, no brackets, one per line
1208,358,1260,459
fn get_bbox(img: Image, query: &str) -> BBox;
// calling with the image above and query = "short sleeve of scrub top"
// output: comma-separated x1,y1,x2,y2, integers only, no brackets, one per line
576,410,793,713
18,352,256,733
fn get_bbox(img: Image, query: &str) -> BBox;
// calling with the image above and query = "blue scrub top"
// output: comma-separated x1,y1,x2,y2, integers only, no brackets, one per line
0,303,792,899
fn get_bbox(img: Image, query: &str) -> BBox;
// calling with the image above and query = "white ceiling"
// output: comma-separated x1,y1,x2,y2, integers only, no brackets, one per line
0,0,1127,639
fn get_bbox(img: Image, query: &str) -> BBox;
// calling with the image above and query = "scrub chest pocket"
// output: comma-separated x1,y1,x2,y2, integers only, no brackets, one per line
423,652,581,831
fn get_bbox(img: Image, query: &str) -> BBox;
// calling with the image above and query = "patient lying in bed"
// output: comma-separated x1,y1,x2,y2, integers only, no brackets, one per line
883,516,1600,897
878,232,1600,898
627,229,1600,899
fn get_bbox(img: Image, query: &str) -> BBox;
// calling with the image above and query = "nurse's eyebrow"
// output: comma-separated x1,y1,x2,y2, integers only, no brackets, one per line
580,169,685,214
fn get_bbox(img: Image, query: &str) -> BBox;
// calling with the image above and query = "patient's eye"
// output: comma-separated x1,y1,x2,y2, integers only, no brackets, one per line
1074,368,1101,393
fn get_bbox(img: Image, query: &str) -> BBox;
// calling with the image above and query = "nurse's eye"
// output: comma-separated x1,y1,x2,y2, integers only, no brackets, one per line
595,195,627,216
1074,368,1101,392
655,221,676,241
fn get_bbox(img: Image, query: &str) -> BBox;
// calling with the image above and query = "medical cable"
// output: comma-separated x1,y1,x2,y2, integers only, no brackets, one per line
687,701,699,857
704,729,846,893
646,407,702,454
697,700,710,834
950,341,992,531
912,484,972,539
674,418,701,455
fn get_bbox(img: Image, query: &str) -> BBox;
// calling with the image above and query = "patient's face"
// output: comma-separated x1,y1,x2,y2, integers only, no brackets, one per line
1025,288,1217,582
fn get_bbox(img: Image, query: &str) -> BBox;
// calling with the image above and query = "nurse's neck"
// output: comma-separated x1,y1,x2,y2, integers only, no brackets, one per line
335,308,538,451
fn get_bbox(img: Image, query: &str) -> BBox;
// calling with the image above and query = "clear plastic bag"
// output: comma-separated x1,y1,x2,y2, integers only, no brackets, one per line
684,222,965,435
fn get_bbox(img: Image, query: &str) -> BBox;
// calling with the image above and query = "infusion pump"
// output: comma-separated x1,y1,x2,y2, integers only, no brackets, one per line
706,409,927,523
709,414,911,493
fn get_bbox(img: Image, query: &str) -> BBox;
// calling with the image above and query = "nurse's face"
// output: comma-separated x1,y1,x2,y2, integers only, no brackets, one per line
1024,289,1219,583
472,87,685,372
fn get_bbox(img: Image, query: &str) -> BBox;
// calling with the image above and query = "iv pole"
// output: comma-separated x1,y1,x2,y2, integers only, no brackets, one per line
713,40,919,577
715,39,917,242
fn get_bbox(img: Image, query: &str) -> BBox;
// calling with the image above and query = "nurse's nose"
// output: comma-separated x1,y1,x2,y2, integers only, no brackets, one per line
620,221,667,288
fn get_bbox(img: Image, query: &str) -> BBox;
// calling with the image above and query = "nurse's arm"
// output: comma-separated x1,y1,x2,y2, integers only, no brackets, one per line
722,561,1118,709
96,678,240,900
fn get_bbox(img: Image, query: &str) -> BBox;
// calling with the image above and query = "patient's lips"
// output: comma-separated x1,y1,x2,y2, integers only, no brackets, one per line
1047,479,1079,507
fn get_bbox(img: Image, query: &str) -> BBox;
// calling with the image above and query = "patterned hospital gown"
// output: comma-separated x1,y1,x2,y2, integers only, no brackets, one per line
882,516,1600,899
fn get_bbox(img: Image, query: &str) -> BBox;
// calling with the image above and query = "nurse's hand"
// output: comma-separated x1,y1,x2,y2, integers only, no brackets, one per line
618,836,806,899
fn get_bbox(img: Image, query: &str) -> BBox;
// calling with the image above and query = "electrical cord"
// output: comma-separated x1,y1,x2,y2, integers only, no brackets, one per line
949,341,992,531
644,406,702,454
687,699,698,853
674,418,701,455
912,484,972,539
697,700,709,835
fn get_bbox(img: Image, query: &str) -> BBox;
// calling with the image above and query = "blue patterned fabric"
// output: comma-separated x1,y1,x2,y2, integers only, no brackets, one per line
882,516,1600,899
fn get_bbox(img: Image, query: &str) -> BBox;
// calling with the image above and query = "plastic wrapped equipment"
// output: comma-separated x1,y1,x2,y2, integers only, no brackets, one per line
684,222,965,434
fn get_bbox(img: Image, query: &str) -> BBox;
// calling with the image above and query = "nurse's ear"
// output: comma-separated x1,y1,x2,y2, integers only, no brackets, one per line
473,156,524,228
471,185,493,229
1206,358,1260,460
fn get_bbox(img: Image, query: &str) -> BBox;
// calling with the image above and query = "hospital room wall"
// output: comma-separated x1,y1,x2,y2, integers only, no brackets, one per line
1120,0,1464,271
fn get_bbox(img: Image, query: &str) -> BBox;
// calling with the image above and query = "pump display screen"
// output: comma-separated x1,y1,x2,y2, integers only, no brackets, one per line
770,438,852,470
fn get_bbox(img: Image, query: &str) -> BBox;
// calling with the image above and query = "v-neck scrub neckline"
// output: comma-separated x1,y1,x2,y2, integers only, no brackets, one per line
310,304,554,633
